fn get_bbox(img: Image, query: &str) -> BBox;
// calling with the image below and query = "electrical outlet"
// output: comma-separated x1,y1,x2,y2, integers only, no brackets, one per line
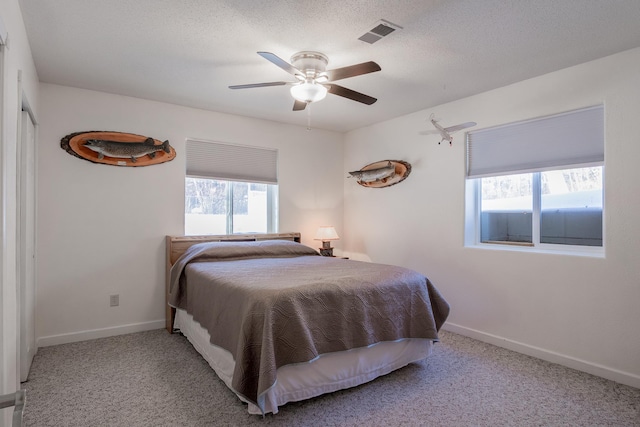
110,294,119,307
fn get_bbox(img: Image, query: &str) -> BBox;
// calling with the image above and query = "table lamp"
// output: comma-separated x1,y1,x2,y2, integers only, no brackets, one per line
314,226,339,256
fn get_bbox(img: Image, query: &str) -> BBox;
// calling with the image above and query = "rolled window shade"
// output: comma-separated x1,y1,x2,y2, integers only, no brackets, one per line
466,105,604,178
186,139,278,184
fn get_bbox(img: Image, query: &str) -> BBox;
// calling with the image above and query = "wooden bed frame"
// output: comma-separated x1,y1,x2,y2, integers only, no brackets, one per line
165,232,301,333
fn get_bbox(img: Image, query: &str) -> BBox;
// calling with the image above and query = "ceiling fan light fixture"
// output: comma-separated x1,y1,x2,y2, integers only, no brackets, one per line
315,73,329,83
290,81,327,103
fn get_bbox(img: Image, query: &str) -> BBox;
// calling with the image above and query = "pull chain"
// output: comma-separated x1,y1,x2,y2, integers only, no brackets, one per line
306,102,312,130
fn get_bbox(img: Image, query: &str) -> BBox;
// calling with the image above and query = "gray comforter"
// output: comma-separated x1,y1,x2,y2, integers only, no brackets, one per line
168,240,449,413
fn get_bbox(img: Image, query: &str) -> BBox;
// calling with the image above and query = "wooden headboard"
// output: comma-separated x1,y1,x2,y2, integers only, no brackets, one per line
165,232,301,332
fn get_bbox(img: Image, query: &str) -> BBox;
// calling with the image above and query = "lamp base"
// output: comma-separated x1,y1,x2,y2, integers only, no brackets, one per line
319,247,334,257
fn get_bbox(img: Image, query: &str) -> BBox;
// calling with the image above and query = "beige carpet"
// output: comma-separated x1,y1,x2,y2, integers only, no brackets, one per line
22,329,639,426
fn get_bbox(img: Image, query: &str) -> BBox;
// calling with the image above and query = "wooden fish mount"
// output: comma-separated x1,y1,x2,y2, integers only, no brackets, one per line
349,160,411,188
61,131,176,167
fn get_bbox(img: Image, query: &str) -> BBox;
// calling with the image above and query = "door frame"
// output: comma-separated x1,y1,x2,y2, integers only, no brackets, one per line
16,96,37,382
0,29,6,403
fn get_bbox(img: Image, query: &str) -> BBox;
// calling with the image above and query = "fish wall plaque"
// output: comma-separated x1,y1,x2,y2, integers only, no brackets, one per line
61,131,176,167
348,160,411,188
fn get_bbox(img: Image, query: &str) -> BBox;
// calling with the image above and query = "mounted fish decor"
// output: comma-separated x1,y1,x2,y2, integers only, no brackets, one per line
348,160,411,188
61,131,176,167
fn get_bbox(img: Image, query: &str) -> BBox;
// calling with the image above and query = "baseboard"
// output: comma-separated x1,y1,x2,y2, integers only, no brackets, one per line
442,323,640,389
37,320,165,348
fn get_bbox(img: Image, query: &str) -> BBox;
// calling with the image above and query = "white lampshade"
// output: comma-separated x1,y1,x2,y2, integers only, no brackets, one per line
314,226,339,241
290,81,328,103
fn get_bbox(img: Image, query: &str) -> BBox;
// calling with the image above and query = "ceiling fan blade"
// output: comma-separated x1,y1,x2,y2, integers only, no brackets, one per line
326,84,377,105
325,61,381,82
292,100,307,111
229,81,288,89
257,52,304,78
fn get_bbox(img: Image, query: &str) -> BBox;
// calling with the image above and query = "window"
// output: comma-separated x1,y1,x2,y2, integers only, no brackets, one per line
185,178,276,235
478,167,603,246
185,140,278,235
480,172,533,244
465,106,604,253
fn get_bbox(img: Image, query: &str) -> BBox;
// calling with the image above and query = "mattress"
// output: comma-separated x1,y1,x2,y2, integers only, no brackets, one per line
175,308,434,415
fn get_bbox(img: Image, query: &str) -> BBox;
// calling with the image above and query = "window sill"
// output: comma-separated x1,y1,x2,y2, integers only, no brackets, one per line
465,242,605,258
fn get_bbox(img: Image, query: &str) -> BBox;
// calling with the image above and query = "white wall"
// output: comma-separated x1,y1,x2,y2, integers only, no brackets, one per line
344,48,640,388
0,0,40,424
36,83,344,345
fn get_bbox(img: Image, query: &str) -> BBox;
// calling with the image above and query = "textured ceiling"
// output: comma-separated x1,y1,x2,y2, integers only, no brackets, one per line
18,0,640,132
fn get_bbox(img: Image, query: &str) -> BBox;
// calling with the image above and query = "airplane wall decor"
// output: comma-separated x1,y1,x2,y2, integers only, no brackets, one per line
419,114,477,145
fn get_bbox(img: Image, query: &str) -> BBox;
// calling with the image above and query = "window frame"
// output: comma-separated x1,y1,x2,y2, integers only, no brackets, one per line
464,169,604,257
185,176,278,236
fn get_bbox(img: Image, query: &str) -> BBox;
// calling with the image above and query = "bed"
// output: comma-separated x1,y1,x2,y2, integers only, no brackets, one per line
166,233,449,415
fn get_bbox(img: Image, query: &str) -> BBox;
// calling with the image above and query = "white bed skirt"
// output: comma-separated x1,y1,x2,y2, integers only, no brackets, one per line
175,308,434,415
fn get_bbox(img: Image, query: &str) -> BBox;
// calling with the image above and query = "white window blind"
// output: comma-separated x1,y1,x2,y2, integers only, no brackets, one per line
466,105,604,178
186,139,278,184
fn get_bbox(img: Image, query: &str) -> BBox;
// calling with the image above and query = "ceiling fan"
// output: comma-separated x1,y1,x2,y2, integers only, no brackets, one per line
229,51,381,111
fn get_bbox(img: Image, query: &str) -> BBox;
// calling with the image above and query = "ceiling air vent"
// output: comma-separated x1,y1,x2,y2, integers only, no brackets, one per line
358,19,402,44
